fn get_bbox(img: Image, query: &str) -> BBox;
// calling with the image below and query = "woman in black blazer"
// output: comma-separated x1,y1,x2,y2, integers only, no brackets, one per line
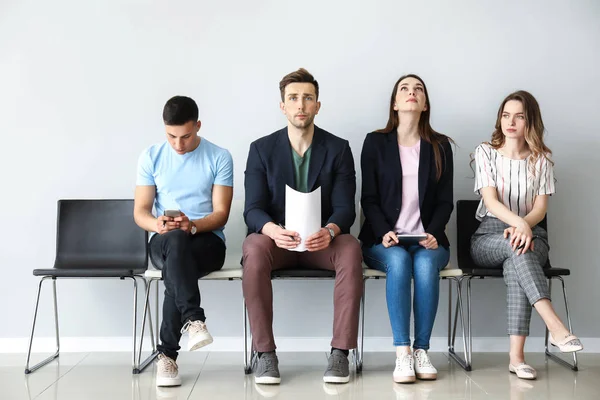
359,74,454,384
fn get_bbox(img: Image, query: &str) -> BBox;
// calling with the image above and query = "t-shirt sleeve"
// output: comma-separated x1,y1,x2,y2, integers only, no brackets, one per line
136,149,155,186
537,156,556,195
474,144,496,194
214,149,234,187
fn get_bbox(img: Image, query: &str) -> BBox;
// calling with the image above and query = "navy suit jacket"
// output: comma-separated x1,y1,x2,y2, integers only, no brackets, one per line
244,126,356,234
358,131,454,248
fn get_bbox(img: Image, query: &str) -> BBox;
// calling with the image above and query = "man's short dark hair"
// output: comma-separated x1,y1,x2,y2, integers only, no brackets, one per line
162,96,199,125
279,68,319,101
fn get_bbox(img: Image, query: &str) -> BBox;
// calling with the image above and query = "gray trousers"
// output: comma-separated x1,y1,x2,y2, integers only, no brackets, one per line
470,216,550,336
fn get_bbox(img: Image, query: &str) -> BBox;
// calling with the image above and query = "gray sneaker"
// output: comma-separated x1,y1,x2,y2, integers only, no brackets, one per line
323,349,350,383
254,352,281,384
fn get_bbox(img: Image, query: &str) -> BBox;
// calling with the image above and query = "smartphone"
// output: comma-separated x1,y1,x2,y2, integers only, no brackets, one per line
164,210,182,218
395,233,427,246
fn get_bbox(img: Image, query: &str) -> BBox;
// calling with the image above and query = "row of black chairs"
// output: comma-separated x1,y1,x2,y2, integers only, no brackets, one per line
24,199,577,376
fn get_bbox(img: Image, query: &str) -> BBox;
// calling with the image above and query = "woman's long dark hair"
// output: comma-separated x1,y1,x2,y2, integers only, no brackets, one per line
377,74,454,180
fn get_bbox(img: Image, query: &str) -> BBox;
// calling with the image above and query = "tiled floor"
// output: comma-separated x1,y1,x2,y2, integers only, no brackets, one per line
2,351,598,399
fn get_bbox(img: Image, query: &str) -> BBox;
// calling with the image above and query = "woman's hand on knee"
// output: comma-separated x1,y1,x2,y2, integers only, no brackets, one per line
503,227,516,239
419,233,438,250
382,231,398,248
510,221,534,255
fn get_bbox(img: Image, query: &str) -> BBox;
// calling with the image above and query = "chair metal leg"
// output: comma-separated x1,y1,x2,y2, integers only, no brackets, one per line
147,291,156,352
353,278,366,374
456,279,469,366
466,276,473,367
155,280,160,346
448,278,462,351
451,286,460,349
544,277,551,353
122,276,139,373
447,278,452,350
139,277,156,352
135,278,159,374
545,276,578,371
243,299,253,374
25,277,60,374
447,277,471,371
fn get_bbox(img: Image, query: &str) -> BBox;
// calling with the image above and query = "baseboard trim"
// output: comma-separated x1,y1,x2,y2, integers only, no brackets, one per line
2,336,599,354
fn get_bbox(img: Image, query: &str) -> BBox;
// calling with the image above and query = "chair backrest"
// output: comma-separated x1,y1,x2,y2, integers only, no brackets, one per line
54,199,148,270
456,200,549,272
456,200,481,272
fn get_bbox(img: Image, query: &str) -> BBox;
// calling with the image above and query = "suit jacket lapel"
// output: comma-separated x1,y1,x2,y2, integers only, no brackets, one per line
418,139,431,207
307,126,327,191
386,132,403,188
275,128,295,188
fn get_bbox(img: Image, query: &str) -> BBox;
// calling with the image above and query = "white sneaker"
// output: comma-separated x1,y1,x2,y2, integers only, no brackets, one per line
181,320,213,351
413,349,437,380
393,353,416,383
156,353,182,387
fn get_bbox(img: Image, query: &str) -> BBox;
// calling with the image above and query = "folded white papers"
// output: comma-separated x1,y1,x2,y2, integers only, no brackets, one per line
285,185,321,252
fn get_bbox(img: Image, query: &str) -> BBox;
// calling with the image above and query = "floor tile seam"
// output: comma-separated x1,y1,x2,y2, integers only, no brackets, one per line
32,352,91,400
187,352,212,399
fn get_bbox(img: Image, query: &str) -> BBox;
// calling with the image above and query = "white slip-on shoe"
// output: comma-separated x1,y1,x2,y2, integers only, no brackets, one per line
549,333,583,353
509,363,537,380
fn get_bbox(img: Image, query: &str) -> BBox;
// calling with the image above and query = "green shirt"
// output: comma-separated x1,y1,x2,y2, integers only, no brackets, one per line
292,146,312,193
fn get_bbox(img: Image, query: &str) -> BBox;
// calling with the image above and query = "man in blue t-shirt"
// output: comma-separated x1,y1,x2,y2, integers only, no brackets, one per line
134,96,233,387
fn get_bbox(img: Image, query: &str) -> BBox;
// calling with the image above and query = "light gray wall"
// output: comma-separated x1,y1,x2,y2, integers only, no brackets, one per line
1,0,599,343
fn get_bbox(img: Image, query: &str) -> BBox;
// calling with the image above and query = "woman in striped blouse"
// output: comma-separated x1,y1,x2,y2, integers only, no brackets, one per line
470,90,583,380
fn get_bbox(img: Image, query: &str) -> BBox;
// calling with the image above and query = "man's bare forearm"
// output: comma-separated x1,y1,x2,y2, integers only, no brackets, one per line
134,209,159,233
192,210,229,233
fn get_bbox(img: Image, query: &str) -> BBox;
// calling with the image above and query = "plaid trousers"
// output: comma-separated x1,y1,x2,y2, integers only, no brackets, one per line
470,216,550,336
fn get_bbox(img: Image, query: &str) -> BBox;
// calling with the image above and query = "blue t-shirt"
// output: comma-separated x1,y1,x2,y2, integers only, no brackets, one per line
136,138,233,242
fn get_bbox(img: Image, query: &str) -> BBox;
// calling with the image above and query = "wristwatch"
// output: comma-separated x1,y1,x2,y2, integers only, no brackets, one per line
190,221,197,235
326,226,335,241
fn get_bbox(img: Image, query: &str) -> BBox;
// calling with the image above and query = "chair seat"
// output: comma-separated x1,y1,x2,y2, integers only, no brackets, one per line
146,262,465,280
544,267,570,276
146,253,244,280
33,268,147,278
363,268,387,278
362,263,463,279
271,267,336,279
466,267,570,278
148,254,339,280
145,267,243,280
146,266,336,280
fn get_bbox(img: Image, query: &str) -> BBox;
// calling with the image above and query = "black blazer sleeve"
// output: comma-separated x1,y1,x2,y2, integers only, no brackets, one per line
425,140,454,241
243,141,273,233
360,133,391,239
326,140,356,232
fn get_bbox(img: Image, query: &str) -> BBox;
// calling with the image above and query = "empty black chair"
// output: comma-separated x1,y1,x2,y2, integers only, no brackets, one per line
455,200,577,370
25,199,151,374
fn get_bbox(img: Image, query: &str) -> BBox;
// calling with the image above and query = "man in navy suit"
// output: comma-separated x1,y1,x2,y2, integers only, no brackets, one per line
242,68,363,385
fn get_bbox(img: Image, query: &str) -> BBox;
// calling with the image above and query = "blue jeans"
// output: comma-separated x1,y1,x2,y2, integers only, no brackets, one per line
363,243,450,349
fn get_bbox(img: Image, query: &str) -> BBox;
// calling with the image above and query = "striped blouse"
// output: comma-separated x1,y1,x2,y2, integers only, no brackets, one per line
473,143,555,221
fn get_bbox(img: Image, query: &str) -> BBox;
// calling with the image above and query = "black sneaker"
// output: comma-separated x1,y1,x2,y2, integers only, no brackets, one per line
323,349,350,383
254,352,281,384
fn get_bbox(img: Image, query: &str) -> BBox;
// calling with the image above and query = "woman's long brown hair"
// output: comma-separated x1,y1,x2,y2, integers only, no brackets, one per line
377,74,453,180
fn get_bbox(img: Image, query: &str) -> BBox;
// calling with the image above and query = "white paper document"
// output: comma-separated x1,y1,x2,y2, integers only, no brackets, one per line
285,185,321,252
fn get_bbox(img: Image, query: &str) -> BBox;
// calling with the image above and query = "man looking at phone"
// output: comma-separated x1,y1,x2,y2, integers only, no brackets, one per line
134,96,233,387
